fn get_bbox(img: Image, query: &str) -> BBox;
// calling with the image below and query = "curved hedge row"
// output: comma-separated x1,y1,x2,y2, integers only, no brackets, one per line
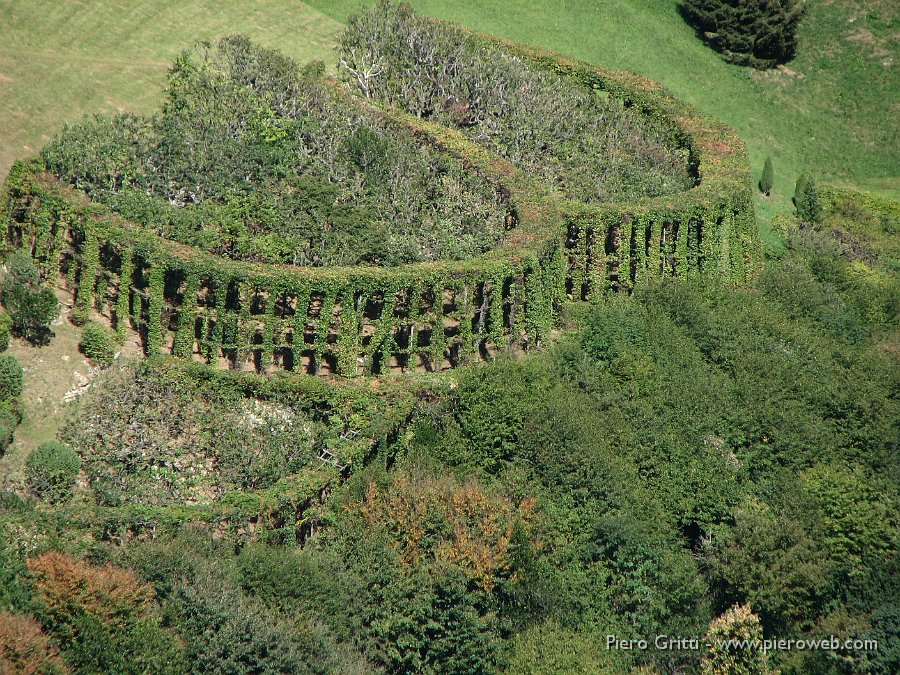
2,29,756,377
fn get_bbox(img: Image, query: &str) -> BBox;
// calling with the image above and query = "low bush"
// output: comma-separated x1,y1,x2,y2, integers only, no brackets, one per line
25,442,81,503
0,251,59,344
60,363,327,506
0,611,69,675
79,322,116,366
0,424,11,456
680,0,806,69
26,551,185,674
0,308,11,351
0,354,23,401
0,409,16,456
42,36,508,267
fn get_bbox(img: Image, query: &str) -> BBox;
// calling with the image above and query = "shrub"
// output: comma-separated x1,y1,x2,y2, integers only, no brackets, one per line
0,253,59,343
701,604,775,674
0,409,15,456
0,611,69,675
0,283,59,342
25,552,185,673
1,398,24,425
25,442,81,503
0,354,23,401
43,36,508,268
796,173,822,223
175,572,334,675
3,250,40,286
759,156,774,195
79,322,116,365
680,0,807,69
339,2,692,203
0,308,11,352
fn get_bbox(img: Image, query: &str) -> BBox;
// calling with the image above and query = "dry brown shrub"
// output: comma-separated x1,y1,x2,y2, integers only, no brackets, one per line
0,611,69,675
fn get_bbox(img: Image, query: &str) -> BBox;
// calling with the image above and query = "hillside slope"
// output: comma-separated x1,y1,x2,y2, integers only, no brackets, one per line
307,0,899,241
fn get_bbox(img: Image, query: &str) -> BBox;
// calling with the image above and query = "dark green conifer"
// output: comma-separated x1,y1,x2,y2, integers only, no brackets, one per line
760,156,774,195
795,173,822,223
680,0,807,69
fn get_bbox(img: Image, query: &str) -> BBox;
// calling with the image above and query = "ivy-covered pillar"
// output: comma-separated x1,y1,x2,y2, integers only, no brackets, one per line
259,287,278,371
115,247,134,341
336,290,362,377
73,231,100,325
145,263,166,357
674,215,689,278
290,282,311,371
456,283,474,364
172,270,199,358
314,288,337,374
428,283,447,371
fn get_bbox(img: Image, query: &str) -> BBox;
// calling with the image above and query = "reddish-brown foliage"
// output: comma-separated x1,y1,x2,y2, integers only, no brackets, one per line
0,611,69,675
360,470,536,590
26,551,153,637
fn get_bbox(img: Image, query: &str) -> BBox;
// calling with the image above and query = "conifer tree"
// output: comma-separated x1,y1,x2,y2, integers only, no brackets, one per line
795,173,822,223
794,173,808,206
759,157,774,195
680,0,807,69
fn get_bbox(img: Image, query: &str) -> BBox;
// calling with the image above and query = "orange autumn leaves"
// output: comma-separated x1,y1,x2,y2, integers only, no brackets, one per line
26,551,154,640
1,552,157,674
359,470,537,590
0,611,68,675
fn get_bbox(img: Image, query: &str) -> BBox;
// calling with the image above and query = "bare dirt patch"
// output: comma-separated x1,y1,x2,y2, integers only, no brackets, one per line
0,283,115,484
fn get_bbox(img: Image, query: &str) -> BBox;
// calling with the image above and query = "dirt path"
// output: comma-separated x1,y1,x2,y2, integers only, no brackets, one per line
0,289,95,485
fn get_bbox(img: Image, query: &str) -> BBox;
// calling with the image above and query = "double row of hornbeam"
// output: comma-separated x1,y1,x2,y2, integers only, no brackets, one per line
3,35,757,378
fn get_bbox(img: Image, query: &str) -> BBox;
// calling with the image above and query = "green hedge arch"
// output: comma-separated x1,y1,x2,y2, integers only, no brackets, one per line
2,30,756,378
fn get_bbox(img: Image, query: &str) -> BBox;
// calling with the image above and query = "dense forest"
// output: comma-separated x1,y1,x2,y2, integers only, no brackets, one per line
1,199,897,673
0,1,897,674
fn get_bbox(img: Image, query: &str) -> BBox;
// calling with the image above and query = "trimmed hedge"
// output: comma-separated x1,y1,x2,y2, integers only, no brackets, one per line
26,441,81,503
0,309,10,351
0,354,23,401
79,322,117,366
0,408,15,455
2,25,756,378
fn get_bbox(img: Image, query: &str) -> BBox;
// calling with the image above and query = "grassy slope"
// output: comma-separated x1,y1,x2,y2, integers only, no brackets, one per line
0,0,342,180
306,0,899,244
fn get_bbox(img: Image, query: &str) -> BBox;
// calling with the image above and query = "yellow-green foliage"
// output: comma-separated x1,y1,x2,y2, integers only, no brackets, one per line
0,309,11,352
701,604,774,675
79,322,116,366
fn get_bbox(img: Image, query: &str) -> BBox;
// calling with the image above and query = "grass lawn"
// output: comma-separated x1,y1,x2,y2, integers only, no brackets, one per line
306,0,899,244
0,0,341,180
0,308,87,483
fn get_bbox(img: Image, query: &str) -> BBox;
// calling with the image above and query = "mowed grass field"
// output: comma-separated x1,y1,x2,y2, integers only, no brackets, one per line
0,0,897,237
0,0,341,178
